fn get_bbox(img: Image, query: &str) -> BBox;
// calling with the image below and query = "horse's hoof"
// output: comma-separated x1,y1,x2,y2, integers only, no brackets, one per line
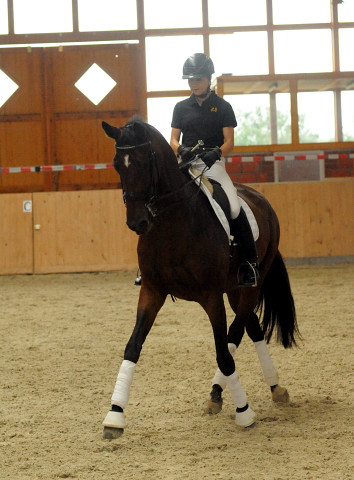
272,385,289,403
103,426,124,439
102,409,126,439
235,405,256,428
203,398,223,415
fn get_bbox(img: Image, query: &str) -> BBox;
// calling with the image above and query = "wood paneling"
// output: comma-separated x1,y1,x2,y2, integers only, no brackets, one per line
32,190,138,273
0,193,33,274
252,180,354,258
0,49,46,192
0,181,352,275
0,44,144,192
49,43,143,190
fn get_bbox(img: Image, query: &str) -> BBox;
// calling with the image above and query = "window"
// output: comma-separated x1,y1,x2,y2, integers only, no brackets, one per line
147,97,188,141
0,0,8,34
276,93,291,144
297,92,335,143
13,0,73,34
341,91,354,141
208,0,266,27
274,29,332,73
272,0,331,24
210,32,269,76
145,35,204,91
144,0,202,29
225,94,271,145
338,1,354,22
339,28,354,71
78,0,137,32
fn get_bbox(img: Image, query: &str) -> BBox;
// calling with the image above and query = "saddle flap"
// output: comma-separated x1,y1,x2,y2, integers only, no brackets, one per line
188,168,259,243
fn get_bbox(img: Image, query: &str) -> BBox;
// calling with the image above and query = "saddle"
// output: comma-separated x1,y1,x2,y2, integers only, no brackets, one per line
189,168,259,245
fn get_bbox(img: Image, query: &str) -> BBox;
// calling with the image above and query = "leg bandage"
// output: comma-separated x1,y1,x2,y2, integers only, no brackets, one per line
227,371,247,408
254,340,279,386
212,344,237,389
111,360,136,409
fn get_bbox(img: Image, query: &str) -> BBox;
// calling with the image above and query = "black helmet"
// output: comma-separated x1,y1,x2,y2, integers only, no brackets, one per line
182,53,215,79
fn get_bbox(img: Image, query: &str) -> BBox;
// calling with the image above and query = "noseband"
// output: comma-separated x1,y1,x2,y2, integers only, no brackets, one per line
115,141,159,216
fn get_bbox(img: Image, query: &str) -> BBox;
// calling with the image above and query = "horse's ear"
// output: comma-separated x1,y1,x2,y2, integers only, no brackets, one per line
102,121,121,140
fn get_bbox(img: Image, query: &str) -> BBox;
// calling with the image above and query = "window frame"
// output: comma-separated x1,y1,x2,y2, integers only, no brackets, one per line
0,0,353,152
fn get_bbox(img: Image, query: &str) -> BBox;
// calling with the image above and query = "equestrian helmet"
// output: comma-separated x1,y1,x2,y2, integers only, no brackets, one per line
182,53,215,79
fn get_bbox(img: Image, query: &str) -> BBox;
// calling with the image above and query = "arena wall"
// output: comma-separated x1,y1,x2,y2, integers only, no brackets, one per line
1,179,353,275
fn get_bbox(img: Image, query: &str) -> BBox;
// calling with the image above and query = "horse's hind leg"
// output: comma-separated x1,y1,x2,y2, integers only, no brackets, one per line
245,311,289,403
103,285,166,439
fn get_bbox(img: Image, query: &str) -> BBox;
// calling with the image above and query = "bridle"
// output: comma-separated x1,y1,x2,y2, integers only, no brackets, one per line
115,140,160,214
114,140,205,218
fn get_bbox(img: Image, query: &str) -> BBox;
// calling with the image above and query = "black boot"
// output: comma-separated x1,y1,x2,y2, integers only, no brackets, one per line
230,208,259,287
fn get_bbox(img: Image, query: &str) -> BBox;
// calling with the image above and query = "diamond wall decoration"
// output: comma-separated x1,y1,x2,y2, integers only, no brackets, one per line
74,63,117,105
0,69,19,108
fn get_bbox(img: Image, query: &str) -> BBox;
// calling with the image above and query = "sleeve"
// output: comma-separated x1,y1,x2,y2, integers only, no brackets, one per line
171,102,182,129
223,101,237,128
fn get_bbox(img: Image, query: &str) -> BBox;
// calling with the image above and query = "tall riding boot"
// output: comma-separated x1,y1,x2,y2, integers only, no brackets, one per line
230,207,259,287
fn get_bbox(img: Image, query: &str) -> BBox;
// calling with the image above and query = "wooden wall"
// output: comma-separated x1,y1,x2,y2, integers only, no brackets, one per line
252,180,354,258
0,44,144,193
0,180,353,275
0,190,138,274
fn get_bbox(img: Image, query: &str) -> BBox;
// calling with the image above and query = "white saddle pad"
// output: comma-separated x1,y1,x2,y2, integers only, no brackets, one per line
188,168,259,244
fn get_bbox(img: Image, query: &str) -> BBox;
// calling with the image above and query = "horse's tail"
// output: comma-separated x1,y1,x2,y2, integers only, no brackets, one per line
256,250,300,348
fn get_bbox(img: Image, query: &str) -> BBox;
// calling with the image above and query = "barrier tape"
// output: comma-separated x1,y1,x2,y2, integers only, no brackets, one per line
0,163,114,174
0,153,353,174
227,153,354,163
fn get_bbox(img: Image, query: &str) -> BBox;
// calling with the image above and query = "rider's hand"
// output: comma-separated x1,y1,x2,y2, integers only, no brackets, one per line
177,145,195,163
200,147,222,168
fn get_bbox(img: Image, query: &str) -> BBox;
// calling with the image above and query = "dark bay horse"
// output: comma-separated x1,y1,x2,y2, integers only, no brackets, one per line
101,119,299,439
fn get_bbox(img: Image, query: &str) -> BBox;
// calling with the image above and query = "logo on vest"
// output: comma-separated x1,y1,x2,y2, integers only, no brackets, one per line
210,106,218,112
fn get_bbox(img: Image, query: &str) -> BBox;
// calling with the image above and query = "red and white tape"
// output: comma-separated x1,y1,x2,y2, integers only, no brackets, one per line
227,153,354,163
0,163,114,174
0,153,353,174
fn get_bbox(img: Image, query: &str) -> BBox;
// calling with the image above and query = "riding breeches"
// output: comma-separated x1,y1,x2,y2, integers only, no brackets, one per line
192,158,241,219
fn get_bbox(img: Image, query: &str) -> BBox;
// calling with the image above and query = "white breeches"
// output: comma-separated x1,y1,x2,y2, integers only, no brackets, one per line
192,158,241,219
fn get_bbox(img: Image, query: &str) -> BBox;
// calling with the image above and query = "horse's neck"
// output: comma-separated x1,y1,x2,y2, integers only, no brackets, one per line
156,148,186,195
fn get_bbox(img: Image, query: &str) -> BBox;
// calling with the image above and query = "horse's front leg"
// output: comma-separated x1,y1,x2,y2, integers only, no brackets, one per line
202,294,256,428
103,285,166,439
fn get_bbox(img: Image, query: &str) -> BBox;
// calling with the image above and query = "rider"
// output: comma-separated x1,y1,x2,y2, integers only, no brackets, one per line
170,53,259,287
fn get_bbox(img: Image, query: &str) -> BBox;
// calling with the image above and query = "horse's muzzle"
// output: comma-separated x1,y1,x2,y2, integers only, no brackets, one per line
126,218,151,235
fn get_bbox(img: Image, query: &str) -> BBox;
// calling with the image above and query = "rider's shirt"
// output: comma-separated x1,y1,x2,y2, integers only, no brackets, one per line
171,91,237,148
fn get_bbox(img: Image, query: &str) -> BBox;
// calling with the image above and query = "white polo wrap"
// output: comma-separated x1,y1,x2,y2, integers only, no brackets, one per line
254,340,279,386
212,343,237,389
226,371,247,408
111,360,136,409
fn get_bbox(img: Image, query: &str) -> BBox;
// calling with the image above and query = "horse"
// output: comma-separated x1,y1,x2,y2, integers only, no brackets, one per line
101,118,299,439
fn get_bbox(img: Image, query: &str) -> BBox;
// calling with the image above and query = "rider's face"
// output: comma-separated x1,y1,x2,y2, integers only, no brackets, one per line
188,76,210,96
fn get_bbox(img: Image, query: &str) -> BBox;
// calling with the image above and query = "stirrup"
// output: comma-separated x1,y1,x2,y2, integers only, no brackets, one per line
237,261,259,287
134,269,141,286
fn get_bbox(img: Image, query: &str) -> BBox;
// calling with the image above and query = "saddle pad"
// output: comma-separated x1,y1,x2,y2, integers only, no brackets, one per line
188,168,259,243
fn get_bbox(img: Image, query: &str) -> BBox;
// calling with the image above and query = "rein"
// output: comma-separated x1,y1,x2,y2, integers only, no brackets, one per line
115,141,205,218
